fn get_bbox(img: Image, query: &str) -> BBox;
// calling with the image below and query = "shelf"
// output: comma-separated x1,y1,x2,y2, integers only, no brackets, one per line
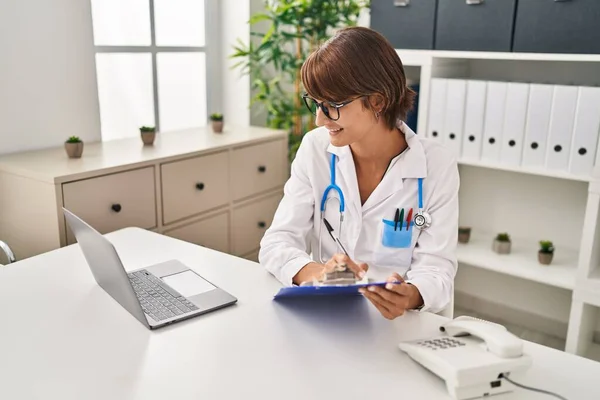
457,159,592,183
396,49,600,65
586,343,600,363
456,232,578,290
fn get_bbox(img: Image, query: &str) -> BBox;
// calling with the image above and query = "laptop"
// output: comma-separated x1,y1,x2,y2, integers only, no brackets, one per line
63,208,237,329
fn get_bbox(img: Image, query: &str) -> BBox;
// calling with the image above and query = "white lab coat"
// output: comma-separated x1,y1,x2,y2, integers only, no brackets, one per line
259,121,459,314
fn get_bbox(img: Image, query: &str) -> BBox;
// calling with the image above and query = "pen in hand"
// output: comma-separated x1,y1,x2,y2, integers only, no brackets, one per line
323,218,349,257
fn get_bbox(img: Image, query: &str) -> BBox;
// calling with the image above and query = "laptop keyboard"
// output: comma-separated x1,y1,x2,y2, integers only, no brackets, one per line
128,270,199,322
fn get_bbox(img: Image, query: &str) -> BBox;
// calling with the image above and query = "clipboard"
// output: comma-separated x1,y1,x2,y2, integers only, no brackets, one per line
273,281,389,299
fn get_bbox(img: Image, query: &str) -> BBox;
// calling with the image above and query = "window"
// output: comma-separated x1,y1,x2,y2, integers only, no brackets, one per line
90,0,216,141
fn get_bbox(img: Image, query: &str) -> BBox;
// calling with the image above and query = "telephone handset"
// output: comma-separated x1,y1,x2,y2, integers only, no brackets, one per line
398,316,533,400
439,317,524,358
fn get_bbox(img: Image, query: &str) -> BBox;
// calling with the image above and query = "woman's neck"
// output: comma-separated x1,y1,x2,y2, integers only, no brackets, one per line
350,125,408,170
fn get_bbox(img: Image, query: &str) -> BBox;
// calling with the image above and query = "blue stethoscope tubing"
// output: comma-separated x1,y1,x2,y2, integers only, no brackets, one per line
318,154,345,262
318,153,431,262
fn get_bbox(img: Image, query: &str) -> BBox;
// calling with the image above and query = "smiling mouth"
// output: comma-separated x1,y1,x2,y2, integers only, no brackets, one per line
328,127,343,134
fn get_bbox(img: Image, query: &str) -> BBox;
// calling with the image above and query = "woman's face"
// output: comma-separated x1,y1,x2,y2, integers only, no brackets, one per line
313,97,378,147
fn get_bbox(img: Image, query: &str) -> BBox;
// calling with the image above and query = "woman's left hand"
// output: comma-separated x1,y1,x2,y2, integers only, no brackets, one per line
359,273,424,320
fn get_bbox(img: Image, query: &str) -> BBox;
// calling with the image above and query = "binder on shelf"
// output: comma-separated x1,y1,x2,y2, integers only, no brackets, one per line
569,86,600,176
481,81,507,163
522,84,553,169
442,79,467,157
500,82,529,167
461,80,487,161
427,78,447,145
546,85,578,171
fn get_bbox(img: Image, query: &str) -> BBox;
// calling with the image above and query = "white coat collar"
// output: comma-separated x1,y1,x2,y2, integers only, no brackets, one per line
325,121,427,212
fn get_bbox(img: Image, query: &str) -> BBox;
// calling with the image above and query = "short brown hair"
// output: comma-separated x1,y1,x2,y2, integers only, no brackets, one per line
301,26,416,130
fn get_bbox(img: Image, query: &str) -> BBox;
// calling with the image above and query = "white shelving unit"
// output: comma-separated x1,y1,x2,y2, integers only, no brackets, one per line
396,49,600,363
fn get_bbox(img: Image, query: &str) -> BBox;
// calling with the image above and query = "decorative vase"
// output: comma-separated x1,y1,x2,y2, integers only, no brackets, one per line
458,228,471,244
64,142,84,158
212,120,224,133
141,131,156,145
492,239,511,254
538,251,553,265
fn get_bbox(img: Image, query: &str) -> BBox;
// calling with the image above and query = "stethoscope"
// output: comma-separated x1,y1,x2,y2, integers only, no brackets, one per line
318,153,431,263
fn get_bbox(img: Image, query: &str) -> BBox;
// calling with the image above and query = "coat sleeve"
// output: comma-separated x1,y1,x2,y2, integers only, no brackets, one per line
258,135,316,286
405,155,460,314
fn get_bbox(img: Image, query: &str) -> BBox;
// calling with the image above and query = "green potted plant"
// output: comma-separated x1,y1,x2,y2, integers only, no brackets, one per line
64,136,84,158
231,0,370,162
458,226,471,244
139,126,156,145
492,233,511,254
538,240,554,265
210,113,224,133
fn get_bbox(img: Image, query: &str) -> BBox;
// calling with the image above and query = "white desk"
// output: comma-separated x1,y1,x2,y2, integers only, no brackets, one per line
0,228,598,400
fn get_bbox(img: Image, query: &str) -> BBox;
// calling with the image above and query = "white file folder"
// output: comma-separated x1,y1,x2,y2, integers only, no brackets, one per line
500,83,530,166
546,85,578,171
481,81,507,162
462,80,487,161
443,79,467,157
427,78,447,145
522,84,553,168
569,86,600,176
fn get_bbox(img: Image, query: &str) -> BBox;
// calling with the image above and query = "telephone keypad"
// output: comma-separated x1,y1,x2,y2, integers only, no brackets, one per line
417,337,465,350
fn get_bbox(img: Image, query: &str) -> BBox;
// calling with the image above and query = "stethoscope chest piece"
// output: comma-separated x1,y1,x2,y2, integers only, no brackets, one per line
414,210,432,230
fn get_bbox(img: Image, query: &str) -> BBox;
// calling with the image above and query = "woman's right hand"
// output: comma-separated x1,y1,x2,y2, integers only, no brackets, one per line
292,254,369,285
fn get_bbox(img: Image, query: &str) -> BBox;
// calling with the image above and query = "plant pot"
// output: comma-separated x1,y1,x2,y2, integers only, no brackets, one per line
538,251,553,265
141,131,156,145
458,228,471,244
212,120,224,133
492,239,511,254
64,142,83,158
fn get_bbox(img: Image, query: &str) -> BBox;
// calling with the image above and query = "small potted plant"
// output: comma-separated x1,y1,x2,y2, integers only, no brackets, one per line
64,136,84,158
538,240,554,265
139,126,156,145
210,113,224,133
458,226,471,244
492,233,511,254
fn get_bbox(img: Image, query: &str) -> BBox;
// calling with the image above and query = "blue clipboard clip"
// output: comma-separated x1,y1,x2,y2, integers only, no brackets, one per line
273,281,390,299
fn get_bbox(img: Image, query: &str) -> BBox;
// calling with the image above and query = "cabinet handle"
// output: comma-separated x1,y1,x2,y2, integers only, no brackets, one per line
258,221,266,228
258,165,267,173
196,182,205,190
578,148,587,155
393,0,410,6
466,0,483,5
111,204,122,213
449,133,456,140
554,145,562,152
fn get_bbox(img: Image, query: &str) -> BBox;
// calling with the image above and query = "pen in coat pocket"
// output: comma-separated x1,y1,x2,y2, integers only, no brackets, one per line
394,208,400,231
406,208,413,230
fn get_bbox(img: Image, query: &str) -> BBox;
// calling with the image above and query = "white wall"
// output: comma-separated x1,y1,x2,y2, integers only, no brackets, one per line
0,0,101,155
220,0,251,127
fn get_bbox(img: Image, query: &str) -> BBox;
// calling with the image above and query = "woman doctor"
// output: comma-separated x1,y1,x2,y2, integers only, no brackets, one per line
258,26,459,319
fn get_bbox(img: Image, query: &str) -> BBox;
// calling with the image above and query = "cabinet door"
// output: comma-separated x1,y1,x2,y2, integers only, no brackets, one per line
370,0,437,50
163,212,229,254
63,167,156,244
231,140,286,201
161,151,229,225
231,193,282,256
513,0,600,54
435,0,517,52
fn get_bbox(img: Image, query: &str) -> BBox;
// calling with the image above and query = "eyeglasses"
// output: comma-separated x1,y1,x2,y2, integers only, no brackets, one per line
302,93,362,121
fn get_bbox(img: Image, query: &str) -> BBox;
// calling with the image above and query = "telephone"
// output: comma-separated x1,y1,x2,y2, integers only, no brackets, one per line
398,316,533,400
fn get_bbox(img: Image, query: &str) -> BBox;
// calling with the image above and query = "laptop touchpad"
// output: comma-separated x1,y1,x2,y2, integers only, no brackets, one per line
162,270,216,297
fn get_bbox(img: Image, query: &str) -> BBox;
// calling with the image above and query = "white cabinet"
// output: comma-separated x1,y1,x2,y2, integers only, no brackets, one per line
0,126,288,262
397,48,600,363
